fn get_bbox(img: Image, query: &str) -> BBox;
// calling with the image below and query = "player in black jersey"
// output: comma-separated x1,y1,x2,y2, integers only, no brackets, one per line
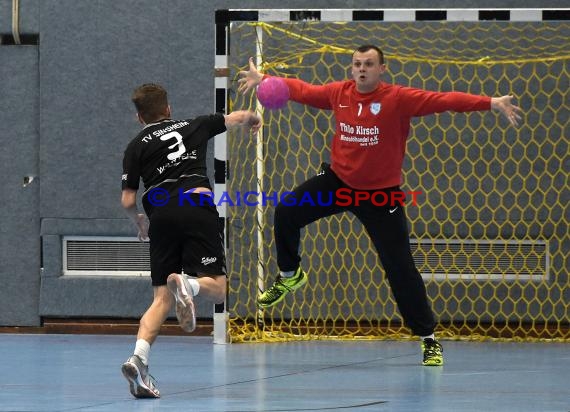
120,83,261,398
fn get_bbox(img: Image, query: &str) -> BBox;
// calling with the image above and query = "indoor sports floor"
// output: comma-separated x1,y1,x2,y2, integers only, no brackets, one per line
1,333,568,411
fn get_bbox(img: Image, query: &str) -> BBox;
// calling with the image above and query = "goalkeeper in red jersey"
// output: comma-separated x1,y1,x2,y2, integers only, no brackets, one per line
238,45,521,366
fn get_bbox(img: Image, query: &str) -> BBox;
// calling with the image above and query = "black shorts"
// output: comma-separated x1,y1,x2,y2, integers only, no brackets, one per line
148,194,226,286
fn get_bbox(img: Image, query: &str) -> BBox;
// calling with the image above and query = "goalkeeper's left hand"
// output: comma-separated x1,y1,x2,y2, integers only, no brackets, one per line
491,95,522,127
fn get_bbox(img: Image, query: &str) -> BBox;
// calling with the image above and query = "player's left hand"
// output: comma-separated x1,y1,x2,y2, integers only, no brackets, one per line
491,95,522,127
135,213,149,241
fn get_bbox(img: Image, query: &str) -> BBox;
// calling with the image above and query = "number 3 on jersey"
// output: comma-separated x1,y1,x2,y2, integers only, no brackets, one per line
160,131,186,161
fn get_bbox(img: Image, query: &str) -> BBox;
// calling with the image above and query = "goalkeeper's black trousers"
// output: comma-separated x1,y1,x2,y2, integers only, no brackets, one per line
273,163,436,337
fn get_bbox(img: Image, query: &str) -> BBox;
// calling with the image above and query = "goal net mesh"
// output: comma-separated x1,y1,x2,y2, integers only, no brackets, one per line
224,20,569,342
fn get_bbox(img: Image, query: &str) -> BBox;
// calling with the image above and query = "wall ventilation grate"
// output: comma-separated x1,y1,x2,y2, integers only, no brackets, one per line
63,236,150,276
411,239,548,282
62,236,548,281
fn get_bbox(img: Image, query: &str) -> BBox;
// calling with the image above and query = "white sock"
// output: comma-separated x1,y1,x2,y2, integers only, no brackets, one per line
280,270,295,278
187,277,200,296
421,334,435,341
134,339,151,365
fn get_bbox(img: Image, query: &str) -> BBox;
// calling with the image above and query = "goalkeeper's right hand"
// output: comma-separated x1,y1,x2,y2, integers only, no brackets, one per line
237,57,264,94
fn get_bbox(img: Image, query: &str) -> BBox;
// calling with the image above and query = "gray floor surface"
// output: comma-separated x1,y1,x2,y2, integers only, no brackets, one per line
0,334,568,411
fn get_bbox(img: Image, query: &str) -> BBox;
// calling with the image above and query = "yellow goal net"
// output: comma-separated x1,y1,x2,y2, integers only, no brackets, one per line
225,20,569,342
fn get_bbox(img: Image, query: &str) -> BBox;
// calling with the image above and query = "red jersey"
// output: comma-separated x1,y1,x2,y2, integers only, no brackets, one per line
277,77,491,190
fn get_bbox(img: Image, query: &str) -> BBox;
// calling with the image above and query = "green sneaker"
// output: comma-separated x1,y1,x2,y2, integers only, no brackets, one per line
258,267,308,307
421,338,444,366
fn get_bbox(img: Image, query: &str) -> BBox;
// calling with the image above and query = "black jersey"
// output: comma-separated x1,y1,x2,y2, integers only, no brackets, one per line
122,113,226,215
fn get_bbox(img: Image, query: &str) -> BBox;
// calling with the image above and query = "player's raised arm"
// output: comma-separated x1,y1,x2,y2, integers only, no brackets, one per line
491,95,523,127
224,110,262,134
237,57,264,94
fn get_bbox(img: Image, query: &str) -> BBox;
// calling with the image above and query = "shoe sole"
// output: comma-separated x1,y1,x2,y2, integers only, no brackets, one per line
422,359,444,366
167,275,196,332
422,361,443,366
121,362,160,398
258,272,308,308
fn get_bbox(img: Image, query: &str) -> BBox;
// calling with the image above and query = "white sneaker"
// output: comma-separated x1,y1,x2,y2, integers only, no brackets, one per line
167,273,196,332
121,355,160,398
